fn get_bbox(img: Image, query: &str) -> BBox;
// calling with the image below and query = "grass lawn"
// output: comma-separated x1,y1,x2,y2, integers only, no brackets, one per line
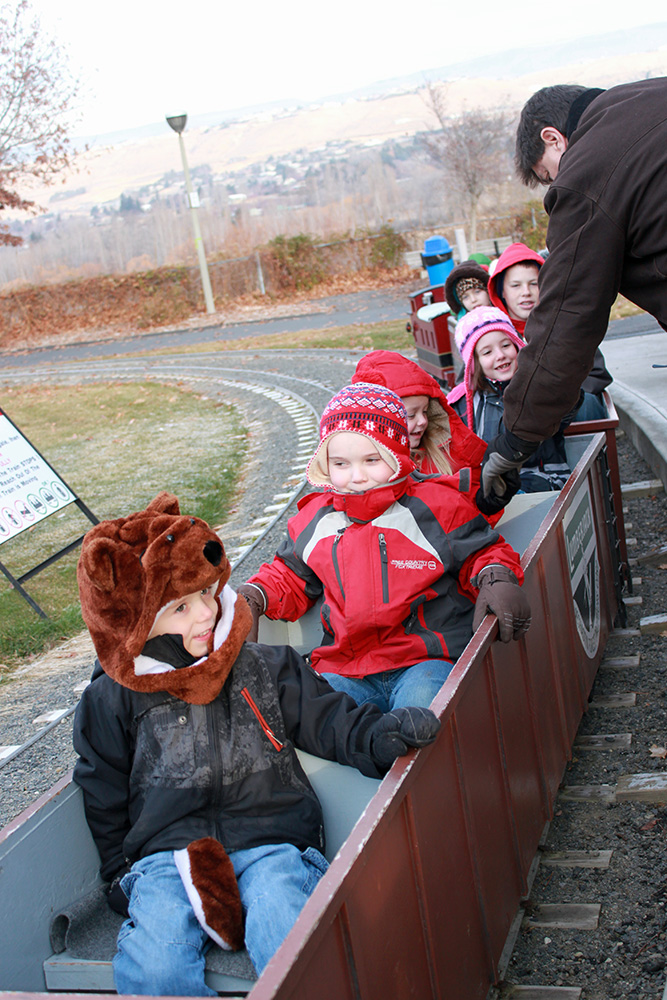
135,319,415,358
0,318,410,672
0,381,247,672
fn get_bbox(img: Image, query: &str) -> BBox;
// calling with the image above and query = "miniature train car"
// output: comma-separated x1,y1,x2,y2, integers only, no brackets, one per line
405,284,457,388
0,428,626,1000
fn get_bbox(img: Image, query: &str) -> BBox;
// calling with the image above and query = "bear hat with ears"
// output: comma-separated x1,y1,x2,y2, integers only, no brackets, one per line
77,491,252,706
78,493,249,952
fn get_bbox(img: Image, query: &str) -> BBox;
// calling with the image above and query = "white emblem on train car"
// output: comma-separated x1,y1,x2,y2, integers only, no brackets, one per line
563,481,600,658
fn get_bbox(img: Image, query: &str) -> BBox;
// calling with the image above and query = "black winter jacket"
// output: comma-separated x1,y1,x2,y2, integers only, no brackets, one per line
73,642,387,883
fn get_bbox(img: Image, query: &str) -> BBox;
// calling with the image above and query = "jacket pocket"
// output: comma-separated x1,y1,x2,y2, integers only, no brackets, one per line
378,532,389,603
241,687,285,751
134,704,196,784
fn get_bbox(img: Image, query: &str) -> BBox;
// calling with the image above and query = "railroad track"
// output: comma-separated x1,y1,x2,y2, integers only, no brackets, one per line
0,351,359,824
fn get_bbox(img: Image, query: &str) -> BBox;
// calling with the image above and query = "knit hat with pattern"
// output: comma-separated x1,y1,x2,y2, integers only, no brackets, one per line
307,383,415,488
454,306,525,430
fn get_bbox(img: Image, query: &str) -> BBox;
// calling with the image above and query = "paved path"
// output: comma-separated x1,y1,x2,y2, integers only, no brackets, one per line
602,329,667,489
0,286,413,370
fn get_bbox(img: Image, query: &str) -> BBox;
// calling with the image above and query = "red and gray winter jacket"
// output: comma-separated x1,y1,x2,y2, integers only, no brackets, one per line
248,475,523,678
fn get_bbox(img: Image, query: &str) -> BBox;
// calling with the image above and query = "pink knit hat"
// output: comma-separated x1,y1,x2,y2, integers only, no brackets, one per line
454,306,525,430
307,383,415,488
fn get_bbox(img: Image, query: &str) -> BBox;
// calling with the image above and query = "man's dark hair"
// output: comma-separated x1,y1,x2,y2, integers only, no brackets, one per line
515,85,588,187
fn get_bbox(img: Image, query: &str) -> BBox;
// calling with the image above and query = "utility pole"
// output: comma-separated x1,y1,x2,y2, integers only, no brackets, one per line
165,112,215,314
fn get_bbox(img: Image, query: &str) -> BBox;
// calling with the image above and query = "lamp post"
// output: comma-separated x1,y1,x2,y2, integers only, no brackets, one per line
165,112,215,314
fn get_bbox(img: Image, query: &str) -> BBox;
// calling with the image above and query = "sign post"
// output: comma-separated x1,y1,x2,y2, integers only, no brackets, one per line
0,408,98,617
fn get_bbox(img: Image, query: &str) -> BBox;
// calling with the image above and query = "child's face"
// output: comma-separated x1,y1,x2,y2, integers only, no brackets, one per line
475,330,519,383
502,263,540,321
401,394,430,450
148,586,218,656
460,285,490,311
327,432,395,492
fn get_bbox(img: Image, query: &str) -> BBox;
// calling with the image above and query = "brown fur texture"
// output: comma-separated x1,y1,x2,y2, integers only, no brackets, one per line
77,492,253,704
185,837,245,951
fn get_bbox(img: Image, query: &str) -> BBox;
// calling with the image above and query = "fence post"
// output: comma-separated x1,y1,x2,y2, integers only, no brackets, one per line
255,251,266,295
454,228,468,263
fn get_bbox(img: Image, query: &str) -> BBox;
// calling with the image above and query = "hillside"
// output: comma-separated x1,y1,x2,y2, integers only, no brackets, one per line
17,35,667,221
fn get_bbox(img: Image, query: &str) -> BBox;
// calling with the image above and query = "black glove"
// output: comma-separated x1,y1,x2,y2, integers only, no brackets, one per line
475,468,521,516
472,564,531,642
106,867,131,917
481,431,539,503
237,583,267,643
371,707,440,769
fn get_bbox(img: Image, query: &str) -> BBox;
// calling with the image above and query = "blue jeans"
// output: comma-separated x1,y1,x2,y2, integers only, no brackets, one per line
321,659,453,711
114,843,328,995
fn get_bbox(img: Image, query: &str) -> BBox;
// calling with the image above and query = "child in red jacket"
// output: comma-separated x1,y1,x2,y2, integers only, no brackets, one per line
351,349,487,478
239,384,530,711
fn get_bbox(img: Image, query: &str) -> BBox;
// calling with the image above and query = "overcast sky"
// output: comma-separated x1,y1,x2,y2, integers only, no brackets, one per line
29,0,667,137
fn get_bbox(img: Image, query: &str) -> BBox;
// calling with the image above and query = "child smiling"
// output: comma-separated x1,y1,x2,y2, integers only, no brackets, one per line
447,307,571,493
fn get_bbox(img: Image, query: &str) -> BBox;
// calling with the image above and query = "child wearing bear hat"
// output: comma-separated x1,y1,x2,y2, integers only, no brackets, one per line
239,384,530,713
74,491,441,995
447,306,571,492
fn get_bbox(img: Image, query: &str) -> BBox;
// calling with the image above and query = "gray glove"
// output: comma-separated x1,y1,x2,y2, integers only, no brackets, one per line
481,450,526,503
481,431,539,502
472,564,531,642
371,707,440,768
237,583,267,643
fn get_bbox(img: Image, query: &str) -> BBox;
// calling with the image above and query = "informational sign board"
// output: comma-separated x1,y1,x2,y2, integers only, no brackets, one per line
563,479,601,659
0,411,75,543
0,408,97,617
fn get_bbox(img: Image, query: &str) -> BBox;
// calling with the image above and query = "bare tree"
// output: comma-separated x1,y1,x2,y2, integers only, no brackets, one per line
0,0,79,244
422,83,514,248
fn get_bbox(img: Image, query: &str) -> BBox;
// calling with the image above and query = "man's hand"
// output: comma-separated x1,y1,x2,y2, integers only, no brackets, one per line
481,431,540,503
237,583,267,643
371,707,440,768
472,564,531,642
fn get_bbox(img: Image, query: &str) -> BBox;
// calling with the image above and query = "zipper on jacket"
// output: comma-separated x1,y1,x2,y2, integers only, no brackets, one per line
241,687,284,752
378,532,389,603
332,528,346,600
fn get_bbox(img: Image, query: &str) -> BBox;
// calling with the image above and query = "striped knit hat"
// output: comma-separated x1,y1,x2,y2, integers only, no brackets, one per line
307,383,415,487
454,306,525,430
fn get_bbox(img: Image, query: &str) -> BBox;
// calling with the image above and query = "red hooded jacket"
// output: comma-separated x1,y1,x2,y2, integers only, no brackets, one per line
487,243,543,336
351,350,487,474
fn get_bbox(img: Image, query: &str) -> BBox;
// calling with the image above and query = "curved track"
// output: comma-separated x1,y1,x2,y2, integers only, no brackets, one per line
0,349,360,801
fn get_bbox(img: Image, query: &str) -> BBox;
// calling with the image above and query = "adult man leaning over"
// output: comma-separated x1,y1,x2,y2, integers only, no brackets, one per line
481,78,667,503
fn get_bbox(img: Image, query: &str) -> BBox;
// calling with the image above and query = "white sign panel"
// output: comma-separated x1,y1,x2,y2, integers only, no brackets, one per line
0,412,74,544
563,479,601,659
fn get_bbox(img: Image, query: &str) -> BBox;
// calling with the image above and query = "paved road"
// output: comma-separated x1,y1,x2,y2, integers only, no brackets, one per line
0,287,413,370
0,285,660,373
